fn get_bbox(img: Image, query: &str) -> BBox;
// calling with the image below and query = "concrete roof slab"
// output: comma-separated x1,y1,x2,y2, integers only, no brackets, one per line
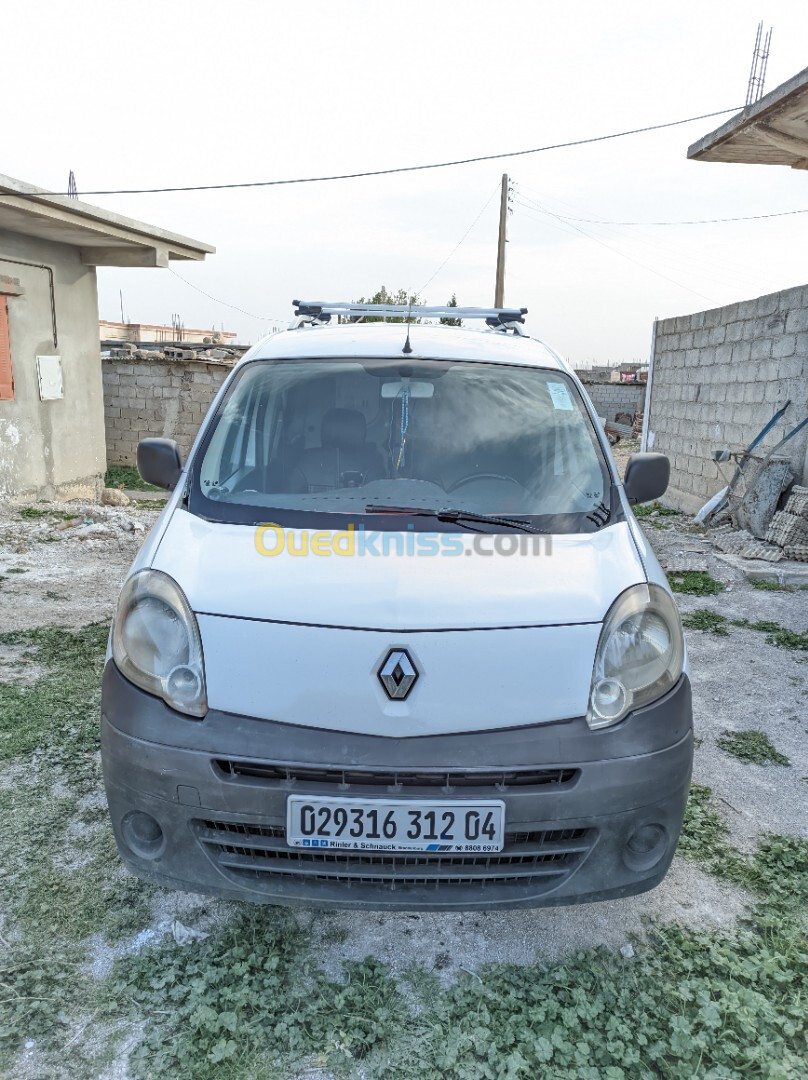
0,172,215,262
688,66,808,168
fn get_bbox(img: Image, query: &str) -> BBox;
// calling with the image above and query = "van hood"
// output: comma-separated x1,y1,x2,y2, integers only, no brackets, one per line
151,509,645,630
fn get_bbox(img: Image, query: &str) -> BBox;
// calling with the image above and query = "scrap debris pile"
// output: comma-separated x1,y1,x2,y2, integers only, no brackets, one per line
102,341,246,364
604,409,644,445
1,502,151,554
697,402,808,565
765,487,808,561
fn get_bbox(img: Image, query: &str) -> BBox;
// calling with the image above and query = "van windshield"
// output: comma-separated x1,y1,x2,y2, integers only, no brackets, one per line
189,357,615,532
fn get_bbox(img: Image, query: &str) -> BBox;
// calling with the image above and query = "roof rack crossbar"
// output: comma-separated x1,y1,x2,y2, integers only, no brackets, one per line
293,300,527,326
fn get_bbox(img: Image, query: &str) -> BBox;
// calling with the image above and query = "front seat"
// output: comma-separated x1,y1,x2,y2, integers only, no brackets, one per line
290,408,385,492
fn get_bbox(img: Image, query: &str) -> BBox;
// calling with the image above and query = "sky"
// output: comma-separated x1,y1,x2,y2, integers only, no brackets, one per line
4,0,808,363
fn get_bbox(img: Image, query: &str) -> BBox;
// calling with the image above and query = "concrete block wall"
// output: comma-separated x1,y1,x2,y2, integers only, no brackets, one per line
103,355,233,465
648,284,808,514
577,378,645,422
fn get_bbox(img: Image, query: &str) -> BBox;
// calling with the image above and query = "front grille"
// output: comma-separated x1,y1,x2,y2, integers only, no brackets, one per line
194,818,594,892
213,759,579,792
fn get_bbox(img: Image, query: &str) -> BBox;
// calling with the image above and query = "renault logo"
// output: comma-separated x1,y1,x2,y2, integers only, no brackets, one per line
378,649,419,700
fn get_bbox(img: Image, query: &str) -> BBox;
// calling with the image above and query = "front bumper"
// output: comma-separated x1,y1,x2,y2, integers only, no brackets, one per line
101,661,693,911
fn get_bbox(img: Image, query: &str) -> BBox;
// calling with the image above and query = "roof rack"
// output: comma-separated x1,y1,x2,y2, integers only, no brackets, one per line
292,301,528,332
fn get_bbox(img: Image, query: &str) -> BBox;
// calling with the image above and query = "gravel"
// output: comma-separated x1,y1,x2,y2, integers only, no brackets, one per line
0,500,158,632
303,860,749,982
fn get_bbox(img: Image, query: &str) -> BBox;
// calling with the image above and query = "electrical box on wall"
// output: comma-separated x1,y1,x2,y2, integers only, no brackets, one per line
36,355,63,400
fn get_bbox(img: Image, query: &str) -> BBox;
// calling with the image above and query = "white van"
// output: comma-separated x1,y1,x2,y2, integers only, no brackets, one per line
102,303,691,910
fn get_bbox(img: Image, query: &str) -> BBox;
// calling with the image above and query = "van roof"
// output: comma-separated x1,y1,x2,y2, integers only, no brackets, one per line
245,322,568,372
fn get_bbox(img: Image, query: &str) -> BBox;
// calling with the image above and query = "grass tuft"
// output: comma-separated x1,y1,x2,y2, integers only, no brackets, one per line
717,729,791,766
732,619,808,652
633,503,679,518
105,465,158,492
682,609,730,635
683,609,808,650
132,498,166,510
669,571,724,596
19,507,80,522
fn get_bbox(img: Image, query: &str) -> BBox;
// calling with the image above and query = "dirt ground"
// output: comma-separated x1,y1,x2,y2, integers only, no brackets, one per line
1,488,806,1077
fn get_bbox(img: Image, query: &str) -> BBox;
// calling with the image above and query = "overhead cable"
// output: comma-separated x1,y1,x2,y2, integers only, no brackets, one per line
8,108,742,197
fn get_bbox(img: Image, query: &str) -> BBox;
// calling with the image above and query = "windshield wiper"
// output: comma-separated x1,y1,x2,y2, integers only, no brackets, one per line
364,504,547,534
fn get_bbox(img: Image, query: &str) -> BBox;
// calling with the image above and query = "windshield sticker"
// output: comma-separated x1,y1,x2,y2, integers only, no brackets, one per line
547,382,574,410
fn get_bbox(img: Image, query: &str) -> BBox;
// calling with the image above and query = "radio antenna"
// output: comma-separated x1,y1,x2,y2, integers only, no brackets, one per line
402,297,413,354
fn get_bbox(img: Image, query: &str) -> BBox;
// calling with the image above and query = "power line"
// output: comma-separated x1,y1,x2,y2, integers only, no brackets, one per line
168,268,285,324
514,189,768,292
419,183,500,294
9,108,742,197
516,183,808,226
513,197,716,302
528,204,808,227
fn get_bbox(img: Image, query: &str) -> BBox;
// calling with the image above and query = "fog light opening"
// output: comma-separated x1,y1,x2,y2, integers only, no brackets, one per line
623,823,668,872
121,810,165,860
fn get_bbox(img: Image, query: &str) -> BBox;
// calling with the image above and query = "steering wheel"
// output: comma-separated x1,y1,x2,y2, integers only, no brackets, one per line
447,472,524,493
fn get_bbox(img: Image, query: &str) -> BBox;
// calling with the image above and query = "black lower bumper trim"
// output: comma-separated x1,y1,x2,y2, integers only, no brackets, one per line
101,666,692,910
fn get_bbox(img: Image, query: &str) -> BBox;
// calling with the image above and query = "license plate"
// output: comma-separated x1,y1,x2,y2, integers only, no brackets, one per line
286,795,505,853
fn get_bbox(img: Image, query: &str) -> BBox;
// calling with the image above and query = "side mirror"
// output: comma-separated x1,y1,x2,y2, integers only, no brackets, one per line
137,438,183,490
624,452,670,505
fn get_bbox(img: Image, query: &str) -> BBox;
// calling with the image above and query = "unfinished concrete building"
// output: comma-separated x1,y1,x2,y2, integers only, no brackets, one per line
0,173,214,500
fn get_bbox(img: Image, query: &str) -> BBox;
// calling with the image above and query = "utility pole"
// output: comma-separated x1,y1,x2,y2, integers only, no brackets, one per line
494,173,509,307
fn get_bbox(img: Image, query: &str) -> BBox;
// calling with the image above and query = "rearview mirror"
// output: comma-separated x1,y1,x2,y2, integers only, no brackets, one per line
381,380,435,398
624,452,670,505
137,438,183,490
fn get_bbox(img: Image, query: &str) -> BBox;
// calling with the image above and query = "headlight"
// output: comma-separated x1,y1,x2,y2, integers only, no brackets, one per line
587,583,683,730
112,569,207,717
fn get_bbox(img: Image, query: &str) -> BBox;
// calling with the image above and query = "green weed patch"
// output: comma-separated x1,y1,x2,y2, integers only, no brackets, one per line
19,507,79,522
0,624,156,950
683,609,808,650
0,624,109,762
668,571,724,596
100,814,808,1080
682,609,729,635
633,503,679,519
105,465,158,492
679,785,807,912
732,619,808,652
749,579,808,593
717,729,791,767
0,944,95,1063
